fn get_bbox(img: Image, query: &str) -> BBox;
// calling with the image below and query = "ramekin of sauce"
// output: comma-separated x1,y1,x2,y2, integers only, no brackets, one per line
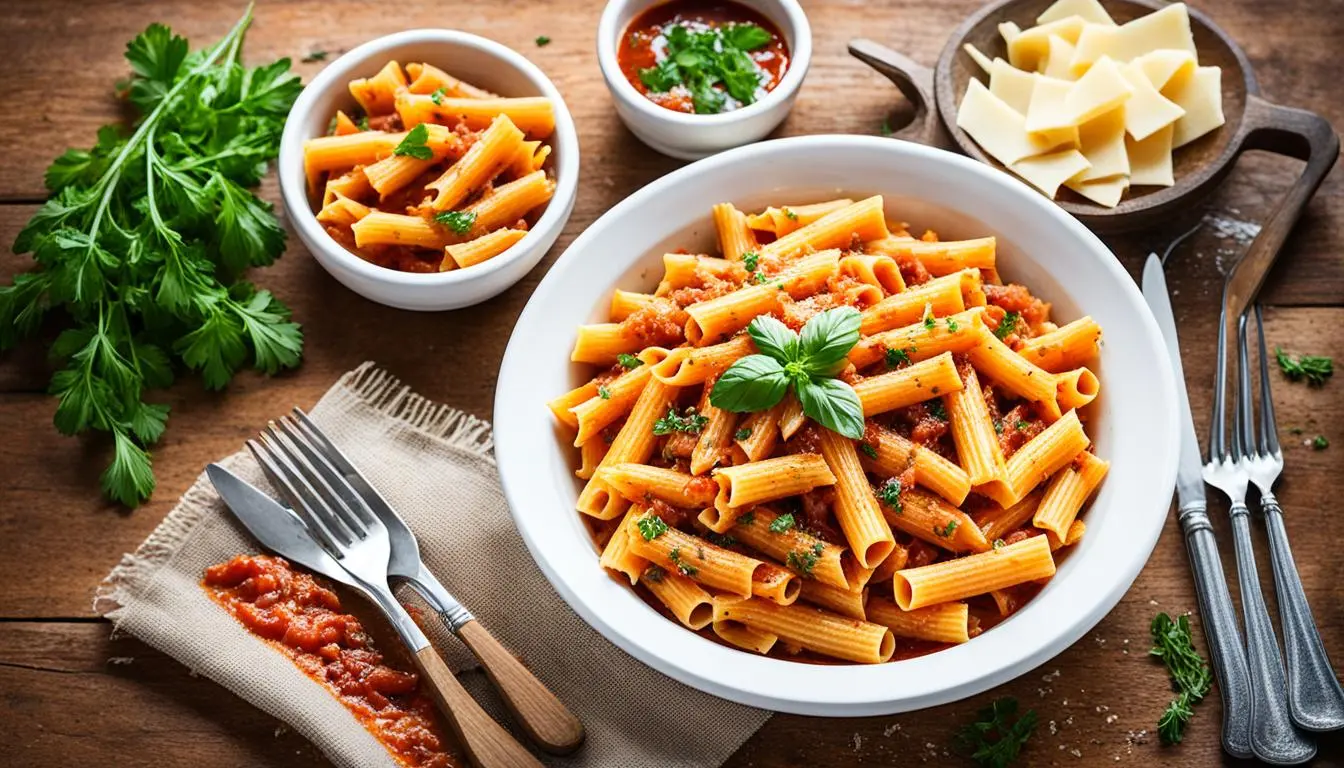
597,0,811,160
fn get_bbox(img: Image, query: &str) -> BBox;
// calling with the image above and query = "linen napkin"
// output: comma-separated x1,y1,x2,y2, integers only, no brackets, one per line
96,362,772,768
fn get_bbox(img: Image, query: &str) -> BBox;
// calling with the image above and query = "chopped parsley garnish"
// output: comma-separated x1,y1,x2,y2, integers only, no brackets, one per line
742,251,759,272
636,514,668,541
434,210,477,234
617,353,643,369
653,406,708,435
885,347,910,368
668,546,698,577
786,543,824,577
1015,420,1029,431
946,318,960,332
934,519,958,538
878,478,902,512
858,442,879,459
430,86,447,106
954,697,1037,767
705,531,736,548
302,50,329,62
923,314,937,330
751,271,770,285
993,420,1004,434
992,538,1006,550
1313,434,1329,450
994,311,1020,341
769,512,796,533
643,565,665,583
357,115,370,131
783,208,798,221
734,427,752,440
597,385,612,400
1151,612,1212,744
393,122,433,159
535,35,552,47
737,510,755,526
1275,347,1333,386
928,400,948,421
637,22,773,114
880,117,893,137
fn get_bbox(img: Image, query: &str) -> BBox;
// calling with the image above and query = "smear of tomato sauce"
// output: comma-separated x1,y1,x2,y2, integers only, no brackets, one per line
618,0,790,114
203,555,460,768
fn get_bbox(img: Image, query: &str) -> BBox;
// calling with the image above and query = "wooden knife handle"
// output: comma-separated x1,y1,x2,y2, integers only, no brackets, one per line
413,644,544,768
457,619,586,754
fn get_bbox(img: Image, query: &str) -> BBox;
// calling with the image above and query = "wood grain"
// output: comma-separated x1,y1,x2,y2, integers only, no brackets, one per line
1,0,1342,765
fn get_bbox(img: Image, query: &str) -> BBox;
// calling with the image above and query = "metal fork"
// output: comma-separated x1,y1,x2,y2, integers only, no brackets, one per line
1242,306,1344,732
1204,291,1315,764
249,422,542,768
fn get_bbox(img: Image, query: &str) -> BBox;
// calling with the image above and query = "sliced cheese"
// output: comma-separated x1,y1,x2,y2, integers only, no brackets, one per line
1007,16,1087,71
1061,56,1133,126
990,58,1037,114
956,79,1059,166
1023,73,1077,133
1033,125,1081,151
1165,66,1225,148
1037,0,1115,27
1119,61,1186,140
1127,124,1175,186
1067,174,1130,207
1000,21,1023,45
1010,149,1092,197
1071,3,1196,72
1130,49,1197,91
1068,24,1124,75
1042,35,1078,80
964,43,995,75
1075,108,1129,181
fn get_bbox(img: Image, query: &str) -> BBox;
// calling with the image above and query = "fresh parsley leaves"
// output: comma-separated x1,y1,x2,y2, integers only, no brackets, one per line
992,538,1006,550
737,510,756,526
668,546,698,577
1151,612,1212,744
934,519,958,538
710,308,865,439
954,697,1037,767
783,207,798,221
434,210,477,234
734,427,752,440
535,35,552,47
878,478,902,511
637,22,772,114
786,543,824,576
617,352,643,369
637,514,669,541
769,512,796,533
1275,347,1333,386
1314,434,1330,450
858,442,879,459
923,314,937,330
994,311,1020,341
885,346,910,368
742,251,759,272
653,406,708,435
430,86,447,106
1,11,303,506
394,122,433,160
597,385,612,400
928,400,949,421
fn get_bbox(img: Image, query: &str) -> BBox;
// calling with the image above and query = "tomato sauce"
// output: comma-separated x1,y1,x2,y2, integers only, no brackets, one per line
203,555,459,768
619,0,790,115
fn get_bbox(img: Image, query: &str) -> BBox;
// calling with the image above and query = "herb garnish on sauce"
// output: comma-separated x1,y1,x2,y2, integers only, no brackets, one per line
638,22,773,114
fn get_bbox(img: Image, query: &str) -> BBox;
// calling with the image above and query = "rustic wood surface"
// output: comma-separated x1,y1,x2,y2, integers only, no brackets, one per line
1,0,1342,765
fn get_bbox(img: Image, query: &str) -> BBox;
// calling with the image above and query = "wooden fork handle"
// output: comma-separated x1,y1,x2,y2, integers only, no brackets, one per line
457,619,586,754
413,645,544,768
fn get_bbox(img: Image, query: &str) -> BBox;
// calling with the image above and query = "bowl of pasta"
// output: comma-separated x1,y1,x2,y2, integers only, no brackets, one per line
494,134,1179,715
278,30,579,310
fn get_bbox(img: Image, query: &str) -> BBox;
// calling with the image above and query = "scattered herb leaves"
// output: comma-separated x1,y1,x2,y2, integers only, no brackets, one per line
393,122,433,159
954,697,1037,767
637,22,772,114
1151,612,1212,744
653,406,708,435
878,477,902,511
769,512,796,533
616,352,643,369
637,514,669,541
994,311,1020,341
1275,347,1333,386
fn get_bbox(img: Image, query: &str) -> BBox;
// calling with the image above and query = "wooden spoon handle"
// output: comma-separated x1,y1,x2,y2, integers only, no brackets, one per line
413,645,543,768
847,38,952,150
457,619,585,754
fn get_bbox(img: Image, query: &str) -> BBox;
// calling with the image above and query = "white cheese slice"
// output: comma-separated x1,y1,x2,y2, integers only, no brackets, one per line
1165,66,1225,148
1033,125,1081,151
1060,56,1133,126
1127,124,1175,186
1066,174,1130,207
1008,16,1087,71
1037,0,1116,26
1000,21,1023,45
964,43,995,75
1071,4,1196,73
957,79,1060,166
1023,73,1077,133
1119,61,1186,140
1130,49,1197,91
1075,108,1129,181
1068,24,1123,75
1042,35,1079,80
990,58,1037,114
1010,149,1093,197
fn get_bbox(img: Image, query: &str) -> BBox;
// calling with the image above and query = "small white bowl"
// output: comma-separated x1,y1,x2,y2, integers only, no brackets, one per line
597,0,812,160
278,30,579,311
495,135,1179,715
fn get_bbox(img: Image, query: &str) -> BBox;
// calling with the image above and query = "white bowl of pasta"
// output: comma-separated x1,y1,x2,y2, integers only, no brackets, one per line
494,135,1179,715
277,30,579,310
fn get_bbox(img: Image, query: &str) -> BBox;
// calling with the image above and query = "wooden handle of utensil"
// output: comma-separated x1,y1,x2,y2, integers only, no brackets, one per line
457,619,585,755
414,645,544,768
847,38,952,150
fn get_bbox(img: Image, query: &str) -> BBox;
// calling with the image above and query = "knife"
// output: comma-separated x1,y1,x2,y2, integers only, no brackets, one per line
1142,254,1254,759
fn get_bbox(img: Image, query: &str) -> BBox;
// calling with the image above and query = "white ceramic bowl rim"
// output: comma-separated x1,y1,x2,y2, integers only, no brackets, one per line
495,135,1179,715
277,29,579,288
595,0,813,127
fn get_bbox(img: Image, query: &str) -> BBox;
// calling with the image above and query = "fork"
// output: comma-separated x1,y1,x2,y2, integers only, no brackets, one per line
249,423,543,768
1204,290,1315,764
1243,306,1344,732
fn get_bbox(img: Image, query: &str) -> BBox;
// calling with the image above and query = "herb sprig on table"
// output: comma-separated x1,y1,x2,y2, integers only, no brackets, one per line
954,697,1037,767
1275,347,1333,386
0,8,303,506
638,22,773,114
1151,612,1212,744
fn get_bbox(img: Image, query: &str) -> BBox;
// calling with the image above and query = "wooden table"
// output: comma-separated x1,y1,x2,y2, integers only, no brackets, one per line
2,0,1341,765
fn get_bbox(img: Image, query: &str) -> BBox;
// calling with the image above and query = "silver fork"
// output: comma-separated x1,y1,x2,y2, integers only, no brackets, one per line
1243,306,1344,731
1204,291,1315,764
249,422,542,768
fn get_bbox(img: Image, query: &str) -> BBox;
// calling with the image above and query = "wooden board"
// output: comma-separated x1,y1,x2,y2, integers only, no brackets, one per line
1,0,1342,765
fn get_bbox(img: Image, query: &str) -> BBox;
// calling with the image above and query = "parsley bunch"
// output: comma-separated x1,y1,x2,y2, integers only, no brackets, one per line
638,23,773,114
0,8,303,506
1150,612,1212,744
954,697,1037,767
710,308,865,439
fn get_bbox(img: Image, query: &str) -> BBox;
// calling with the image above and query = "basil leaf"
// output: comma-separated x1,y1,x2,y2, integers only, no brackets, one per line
747,315,798,362
796,376,864,439
710,354,789,412
799,306,861,376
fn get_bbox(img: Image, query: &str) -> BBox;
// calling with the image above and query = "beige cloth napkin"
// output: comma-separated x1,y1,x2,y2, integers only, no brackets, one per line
96,362,772,768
